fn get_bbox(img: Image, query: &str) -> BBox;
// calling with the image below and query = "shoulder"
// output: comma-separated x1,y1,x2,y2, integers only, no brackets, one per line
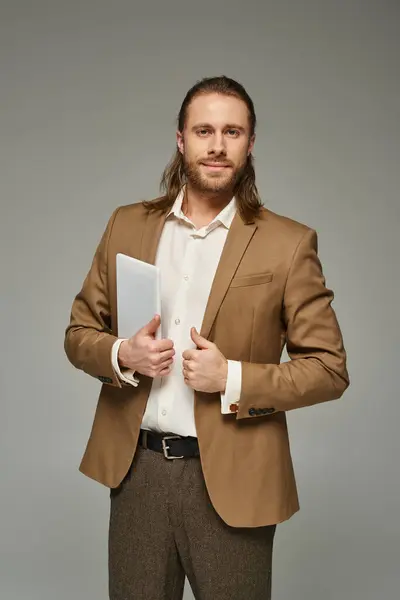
108,196,165,228
257,206,312,236
113,198,155,220
254,206,318,256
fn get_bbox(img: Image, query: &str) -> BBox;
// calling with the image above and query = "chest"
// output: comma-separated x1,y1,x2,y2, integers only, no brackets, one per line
155,219,228,308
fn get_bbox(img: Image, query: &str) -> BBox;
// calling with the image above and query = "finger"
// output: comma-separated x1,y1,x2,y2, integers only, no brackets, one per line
152,338,175,352
141,314,161,335
159,356,174,369
151,350,174,368
159,364,173,376
158,348,175,361
190,327,212,349
184,374,193,387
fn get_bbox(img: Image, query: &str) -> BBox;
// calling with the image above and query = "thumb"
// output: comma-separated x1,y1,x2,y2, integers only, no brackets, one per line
191,327,212,349
142,314,161,336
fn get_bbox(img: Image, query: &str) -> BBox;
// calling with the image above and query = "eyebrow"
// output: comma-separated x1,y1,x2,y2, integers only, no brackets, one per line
191,123,247,133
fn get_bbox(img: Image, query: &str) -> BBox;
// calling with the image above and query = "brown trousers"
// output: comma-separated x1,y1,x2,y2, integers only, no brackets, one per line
109,443,276,600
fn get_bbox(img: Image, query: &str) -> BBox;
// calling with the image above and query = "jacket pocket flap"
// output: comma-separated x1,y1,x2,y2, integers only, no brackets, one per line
230,272,273,288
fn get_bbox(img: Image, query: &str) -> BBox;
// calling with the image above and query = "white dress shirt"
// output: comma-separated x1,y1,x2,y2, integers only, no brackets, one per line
111,189,242,438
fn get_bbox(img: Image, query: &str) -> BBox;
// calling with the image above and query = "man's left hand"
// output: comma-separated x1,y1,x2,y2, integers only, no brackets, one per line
182,328,228,393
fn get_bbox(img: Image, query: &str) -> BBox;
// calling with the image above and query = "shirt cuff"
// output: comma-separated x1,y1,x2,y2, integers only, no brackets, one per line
111,339,139,387
221,360,242,414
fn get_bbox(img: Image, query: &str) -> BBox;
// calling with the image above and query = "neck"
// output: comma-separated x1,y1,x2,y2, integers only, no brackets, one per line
182,184,232,227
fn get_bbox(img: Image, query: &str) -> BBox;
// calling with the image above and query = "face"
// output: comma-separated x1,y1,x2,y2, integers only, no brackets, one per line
177,93,255,194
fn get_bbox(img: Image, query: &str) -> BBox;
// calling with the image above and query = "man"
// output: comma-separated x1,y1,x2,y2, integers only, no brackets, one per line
64,75,349,600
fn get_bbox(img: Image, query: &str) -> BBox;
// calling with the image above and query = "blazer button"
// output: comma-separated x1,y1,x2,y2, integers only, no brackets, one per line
248,408,256,416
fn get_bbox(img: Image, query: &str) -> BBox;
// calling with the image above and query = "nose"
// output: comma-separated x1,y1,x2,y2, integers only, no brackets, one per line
208,132,227,156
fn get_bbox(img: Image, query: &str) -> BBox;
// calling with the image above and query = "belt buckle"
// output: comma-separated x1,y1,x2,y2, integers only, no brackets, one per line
162,435,184,460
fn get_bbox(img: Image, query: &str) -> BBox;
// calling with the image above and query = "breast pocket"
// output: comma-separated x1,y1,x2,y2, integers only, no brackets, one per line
230,272,273,288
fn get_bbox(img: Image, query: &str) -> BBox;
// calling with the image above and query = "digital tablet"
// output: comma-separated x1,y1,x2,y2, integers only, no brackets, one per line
116,253,161,339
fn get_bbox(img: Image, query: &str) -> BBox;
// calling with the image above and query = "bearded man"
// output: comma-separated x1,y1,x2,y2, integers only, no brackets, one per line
64,75,349,600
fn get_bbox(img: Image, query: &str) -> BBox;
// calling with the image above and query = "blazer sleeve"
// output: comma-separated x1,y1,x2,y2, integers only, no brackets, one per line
236,228,350,419
64,208,123,387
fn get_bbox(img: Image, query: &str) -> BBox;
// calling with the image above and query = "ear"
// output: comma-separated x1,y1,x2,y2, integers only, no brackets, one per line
176,130,184,155
248,134,256,155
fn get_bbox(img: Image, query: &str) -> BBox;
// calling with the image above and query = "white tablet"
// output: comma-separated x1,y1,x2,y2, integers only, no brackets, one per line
116,253,161,339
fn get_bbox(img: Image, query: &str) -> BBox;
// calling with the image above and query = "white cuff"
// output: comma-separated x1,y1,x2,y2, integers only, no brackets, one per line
221,360,242,414
111,339,139,387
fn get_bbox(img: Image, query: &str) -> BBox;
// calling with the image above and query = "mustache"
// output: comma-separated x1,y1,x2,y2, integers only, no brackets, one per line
198,159,234,167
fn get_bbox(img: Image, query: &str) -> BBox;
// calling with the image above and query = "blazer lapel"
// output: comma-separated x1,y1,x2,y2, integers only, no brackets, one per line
139,207,169,264
200,213,258,340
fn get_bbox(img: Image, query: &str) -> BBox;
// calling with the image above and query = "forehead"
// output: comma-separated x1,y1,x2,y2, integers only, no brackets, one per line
185,93,250,129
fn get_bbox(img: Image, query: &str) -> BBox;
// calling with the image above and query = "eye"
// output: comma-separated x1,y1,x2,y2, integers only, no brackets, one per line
226,129,240,137
197,128,210,137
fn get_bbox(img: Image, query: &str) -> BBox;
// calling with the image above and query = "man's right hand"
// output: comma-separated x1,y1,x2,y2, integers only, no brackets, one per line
117,314,175,378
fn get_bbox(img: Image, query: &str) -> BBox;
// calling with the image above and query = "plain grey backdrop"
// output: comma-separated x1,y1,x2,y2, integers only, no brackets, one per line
1,0,399,598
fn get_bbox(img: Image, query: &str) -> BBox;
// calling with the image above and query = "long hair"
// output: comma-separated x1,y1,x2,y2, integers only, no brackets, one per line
143,76,263,223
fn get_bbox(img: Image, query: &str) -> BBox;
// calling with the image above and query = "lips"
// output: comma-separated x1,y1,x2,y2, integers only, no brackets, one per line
201,162,231,168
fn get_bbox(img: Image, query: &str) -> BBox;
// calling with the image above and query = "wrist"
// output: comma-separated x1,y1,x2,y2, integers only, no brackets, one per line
220,358,228,393
117,340,130,369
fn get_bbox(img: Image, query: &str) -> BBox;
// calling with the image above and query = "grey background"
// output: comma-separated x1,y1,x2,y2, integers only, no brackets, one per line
1,0,399,598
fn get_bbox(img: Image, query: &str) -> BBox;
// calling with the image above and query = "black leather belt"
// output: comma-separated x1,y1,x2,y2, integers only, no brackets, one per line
138,430,200,459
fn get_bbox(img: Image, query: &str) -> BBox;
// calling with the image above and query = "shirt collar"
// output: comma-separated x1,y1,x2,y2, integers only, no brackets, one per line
166,186,237,230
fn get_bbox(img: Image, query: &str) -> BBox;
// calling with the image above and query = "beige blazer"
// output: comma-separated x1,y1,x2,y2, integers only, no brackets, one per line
64,200,349,527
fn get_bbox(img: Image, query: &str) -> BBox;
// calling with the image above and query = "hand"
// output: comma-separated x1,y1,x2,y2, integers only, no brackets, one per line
182,328,228,393
118,315,175,378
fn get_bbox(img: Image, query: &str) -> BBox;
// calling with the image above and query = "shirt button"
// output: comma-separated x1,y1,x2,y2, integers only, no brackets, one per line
162,409,167,416
184,275,189,281
175,318,180,325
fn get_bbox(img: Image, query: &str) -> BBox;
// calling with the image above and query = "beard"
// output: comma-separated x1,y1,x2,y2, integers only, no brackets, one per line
183,153,247,194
